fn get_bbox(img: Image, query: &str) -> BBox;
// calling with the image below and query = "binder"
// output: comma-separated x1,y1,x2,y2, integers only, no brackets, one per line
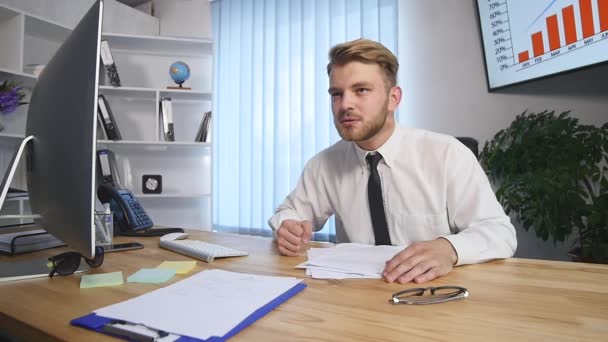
96,149,115,186
96,111,108,140
160,97,175,141
97,95,122,140
100,40,122,87
71,272,307,341
195,111,212,142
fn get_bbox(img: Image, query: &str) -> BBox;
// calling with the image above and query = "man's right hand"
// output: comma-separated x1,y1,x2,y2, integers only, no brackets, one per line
276,219,313,256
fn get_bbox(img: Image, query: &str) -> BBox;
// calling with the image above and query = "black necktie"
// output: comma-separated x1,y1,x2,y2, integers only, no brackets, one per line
366,153,392,245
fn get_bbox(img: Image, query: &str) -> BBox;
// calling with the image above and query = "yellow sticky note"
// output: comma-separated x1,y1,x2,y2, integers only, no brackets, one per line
80,271,123,288
156,261,196,274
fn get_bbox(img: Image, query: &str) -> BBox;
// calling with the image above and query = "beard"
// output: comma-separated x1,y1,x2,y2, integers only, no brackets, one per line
334,99,390,142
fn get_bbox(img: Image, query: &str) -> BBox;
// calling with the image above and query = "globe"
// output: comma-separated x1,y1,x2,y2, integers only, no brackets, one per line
169,61,190,87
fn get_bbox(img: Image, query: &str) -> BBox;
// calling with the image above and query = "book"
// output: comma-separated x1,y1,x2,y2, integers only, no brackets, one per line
100,40,121,87
159,97,175,142
0,229,65,255
97,95,122,140
195,111,212,142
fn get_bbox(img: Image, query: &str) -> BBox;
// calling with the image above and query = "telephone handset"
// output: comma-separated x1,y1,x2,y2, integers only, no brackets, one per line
97,184,154,233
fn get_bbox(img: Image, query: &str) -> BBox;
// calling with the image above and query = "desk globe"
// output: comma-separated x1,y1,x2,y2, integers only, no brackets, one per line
169,61,191,89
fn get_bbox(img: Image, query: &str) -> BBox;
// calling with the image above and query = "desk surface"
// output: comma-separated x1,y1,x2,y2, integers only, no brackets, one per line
1,231,608,341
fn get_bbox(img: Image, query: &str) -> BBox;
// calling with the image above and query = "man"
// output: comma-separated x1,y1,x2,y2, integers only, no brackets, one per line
268,38,516,284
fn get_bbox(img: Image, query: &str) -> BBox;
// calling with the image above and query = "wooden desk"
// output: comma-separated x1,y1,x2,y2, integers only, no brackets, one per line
1,231,607,341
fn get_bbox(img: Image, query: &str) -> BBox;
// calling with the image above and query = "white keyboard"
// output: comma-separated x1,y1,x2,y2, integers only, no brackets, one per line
159,239,248,263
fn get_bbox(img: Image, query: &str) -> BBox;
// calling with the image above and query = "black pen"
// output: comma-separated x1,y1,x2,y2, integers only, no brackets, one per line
102,320,169,342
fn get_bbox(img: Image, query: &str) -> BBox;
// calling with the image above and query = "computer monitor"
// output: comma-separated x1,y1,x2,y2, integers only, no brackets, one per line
0,0,103,259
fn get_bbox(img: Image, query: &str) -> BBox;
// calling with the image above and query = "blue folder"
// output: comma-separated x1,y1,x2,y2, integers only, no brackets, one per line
71,282,307,341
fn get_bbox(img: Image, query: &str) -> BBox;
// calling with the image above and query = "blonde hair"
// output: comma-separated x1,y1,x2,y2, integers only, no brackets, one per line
326,38,399,88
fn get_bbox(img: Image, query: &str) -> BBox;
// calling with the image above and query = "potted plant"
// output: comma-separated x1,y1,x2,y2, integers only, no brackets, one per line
480,110,608,263
0,80,27,114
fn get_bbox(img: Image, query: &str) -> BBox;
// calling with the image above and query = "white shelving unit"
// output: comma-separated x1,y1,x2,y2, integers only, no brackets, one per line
0,3,213,230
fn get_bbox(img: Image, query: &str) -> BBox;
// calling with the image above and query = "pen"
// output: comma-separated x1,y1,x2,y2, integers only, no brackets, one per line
102,320,169,342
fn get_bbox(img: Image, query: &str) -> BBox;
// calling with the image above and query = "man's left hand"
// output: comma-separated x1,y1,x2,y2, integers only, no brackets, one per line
382,238,458,284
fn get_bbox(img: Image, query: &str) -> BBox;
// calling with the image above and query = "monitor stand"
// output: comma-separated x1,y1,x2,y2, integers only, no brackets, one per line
0,258,89,282
0,136,34,212
0,136,72,282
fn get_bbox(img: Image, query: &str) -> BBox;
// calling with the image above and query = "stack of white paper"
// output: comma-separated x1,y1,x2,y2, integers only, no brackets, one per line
296,243,404,279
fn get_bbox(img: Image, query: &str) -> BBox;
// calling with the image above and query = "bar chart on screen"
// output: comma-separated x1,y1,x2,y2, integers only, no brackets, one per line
477,0,608,88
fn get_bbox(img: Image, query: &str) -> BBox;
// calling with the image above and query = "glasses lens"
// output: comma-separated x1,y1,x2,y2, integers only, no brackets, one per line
49,252,82,276
396,288,425,299
85,246,104,268
433,287,461,296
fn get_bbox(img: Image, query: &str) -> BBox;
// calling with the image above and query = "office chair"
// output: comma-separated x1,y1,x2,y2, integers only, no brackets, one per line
455,137,479,160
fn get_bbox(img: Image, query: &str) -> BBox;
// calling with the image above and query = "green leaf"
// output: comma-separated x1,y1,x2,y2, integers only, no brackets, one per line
483,111,608,263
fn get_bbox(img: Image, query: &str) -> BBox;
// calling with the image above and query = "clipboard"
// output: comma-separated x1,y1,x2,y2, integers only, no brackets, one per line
71,282,307,341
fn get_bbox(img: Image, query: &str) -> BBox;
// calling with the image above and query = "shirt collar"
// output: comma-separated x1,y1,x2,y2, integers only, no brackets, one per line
353,126,401,171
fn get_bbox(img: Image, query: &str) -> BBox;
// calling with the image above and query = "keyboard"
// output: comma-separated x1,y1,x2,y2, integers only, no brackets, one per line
159,239,248,263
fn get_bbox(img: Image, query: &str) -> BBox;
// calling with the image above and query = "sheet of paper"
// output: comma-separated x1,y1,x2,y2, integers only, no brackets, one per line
156,261,196,274
80,271,123,288
128,268,176,283
310,268,379,279
95,269,303,340
297,243,404,279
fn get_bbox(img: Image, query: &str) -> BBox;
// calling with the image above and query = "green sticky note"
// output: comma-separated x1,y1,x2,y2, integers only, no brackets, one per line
156,261,196,274
80,271,123,288
127,268,176,284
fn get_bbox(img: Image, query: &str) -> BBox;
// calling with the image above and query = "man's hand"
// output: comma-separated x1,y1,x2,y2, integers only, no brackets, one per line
382,238,458,284
276,219,313,256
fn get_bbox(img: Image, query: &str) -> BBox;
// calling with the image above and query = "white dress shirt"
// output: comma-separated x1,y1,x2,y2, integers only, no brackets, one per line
268,125,517,265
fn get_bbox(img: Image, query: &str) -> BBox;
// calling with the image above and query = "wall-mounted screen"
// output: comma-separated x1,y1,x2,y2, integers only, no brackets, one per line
477,0,608,90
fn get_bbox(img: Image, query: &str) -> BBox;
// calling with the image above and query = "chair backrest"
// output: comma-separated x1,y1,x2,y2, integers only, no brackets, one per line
455,137,479,160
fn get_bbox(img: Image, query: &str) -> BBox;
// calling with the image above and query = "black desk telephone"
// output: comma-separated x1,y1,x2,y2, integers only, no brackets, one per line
97,184,154,233
97,184,183,237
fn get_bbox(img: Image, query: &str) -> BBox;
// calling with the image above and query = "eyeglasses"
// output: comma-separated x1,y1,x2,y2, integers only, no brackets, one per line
47,246,105,278
389,286,469,305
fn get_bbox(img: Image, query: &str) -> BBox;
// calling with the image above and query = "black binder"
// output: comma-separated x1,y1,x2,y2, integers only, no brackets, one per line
160,98,175,141
97,95,122,140
100,40,121,87
195,111,212,142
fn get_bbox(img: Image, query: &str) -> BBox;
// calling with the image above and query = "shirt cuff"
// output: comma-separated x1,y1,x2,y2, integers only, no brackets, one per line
267,211,302,232
441,234,479,266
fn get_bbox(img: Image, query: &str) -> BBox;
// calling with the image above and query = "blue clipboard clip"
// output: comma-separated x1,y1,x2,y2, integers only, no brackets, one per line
102,319,179,342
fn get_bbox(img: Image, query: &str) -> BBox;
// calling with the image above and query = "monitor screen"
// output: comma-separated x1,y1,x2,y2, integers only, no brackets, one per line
24,0,103,259
477,0,608,90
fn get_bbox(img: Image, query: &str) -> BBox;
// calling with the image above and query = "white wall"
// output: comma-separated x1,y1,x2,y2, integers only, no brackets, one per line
0,0,159,35
397,0,608,261
154,0,211,38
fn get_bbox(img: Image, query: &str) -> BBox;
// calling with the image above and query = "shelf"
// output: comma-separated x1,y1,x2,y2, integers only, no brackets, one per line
98,86,212,101
0,5,20,21
159,89,212,102
98,86,157,99
97,140,211,149
136,193,211,199
24,14,71,43
0,67,37,86
102,32,213,56
0,133,26,140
